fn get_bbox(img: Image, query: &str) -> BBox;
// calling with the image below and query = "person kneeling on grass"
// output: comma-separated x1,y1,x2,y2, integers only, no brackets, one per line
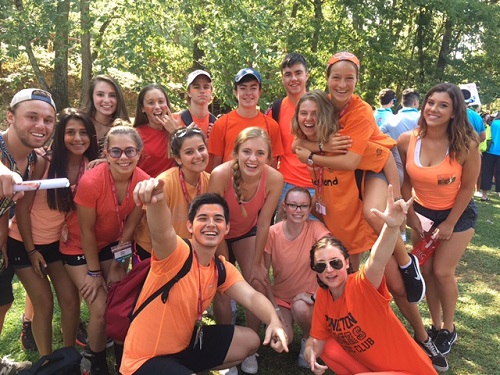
305,186,441,375
120,181,288,375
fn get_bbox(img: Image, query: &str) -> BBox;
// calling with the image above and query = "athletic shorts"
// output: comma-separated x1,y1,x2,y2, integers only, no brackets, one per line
413,199,478,233
7,238,62,269
133,324,234,375
225,225,257,264
0,255,14,306
134,242,151,261
61,242,116,266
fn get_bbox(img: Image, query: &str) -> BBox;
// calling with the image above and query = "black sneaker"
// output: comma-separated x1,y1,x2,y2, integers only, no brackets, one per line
435,326,457,355
400,253,426,303
427,325,439,341
416,337,449,372
76,321,89,347
20,320,38,352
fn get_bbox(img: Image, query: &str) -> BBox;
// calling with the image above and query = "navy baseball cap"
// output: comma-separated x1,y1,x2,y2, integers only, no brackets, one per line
234,68,261,84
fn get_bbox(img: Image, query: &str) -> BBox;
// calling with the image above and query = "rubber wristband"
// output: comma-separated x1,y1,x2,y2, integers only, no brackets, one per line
311,294,316,303
87,271,102,277
27,249,37,256
88,269,101,273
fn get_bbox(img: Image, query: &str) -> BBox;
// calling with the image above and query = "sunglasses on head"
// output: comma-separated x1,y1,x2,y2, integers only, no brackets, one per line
313,258,344,273
175,127,203,139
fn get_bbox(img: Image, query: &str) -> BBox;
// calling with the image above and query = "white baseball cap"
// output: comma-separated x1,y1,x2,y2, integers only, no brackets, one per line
187,70,212,88
10,88,56,111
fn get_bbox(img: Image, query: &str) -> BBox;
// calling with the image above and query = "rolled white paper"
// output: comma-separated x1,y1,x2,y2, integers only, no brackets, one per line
13,178,70,192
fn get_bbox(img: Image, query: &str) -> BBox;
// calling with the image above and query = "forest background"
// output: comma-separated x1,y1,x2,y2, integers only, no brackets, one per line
0,0,499,117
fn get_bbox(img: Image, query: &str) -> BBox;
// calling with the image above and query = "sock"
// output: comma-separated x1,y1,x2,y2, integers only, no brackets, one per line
90,349,108,371
400,258,412,269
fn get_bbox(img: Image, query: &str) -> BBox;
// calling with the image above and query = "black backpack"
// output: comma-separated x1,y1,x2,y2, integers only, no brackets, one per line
18,347,81,375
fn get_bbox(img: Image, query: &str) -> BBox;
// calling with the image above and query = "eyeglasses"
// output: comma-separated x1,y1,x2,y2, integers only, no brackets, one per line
107,147,138,158
175,127,203,139
285,203,310,211
313,259,344,273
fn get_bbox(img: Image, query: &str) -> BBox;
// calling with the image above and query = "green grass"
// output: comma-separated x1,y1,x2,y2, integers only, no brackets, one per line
1,193,499,374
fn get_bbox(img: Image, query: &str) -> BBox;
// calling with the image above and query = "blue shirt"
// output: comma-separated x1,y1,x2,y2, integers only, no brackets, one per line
466,108,485,136
374,108,394,128
380,107,420,141
488,119,500,156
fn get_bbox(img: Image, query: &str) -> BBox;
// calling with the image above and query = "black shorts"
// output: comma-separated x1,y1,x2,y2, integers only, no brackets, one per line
134,242,151,261
134,324,235,375
225,225,257,264
61,242,116,266
413,199,478,232
7,237,62,269
0,256,14,306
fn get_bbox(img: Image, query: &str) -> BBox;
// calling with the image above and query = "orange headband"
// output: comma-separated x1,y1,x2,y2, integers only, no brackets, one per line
326,51,360,72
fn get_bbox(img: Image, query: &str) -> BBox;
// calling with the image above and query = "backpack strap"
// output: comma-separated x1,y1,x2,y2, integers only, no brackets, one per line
130,239,194,322
214,256,226,287
270,98,283,123
180,109,194,126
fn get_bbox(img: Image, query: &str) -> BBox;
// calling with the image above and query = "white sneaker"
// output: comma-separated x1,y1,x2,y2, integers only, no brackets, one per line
219,366,238,375
241,353,258,374
297,338,309,368
0,356,31,375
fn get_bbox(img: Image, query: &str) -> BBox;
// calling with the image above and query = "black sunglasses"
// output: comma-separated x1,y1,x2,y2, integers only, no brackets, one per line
313,259,343,273
107,147,138,158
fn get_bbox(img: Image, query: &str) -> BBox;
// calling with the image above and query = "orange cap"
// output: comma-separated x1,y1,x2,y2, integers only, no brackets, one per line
326,51,360,73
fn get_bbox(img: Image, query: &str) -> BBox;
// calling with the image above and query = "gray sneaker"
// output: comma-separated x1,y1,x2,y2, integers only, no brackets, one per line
415,337,449,372
0,356,31,375
297,338,309,369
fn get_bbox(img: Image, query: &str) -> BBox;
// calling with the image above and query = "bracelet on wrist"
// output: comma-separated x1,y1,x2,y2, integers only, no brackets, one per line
311,294,316,303
318,142,324,153
87,270,102,277
275,307,280,311
27,249,38,257
88,268,101,273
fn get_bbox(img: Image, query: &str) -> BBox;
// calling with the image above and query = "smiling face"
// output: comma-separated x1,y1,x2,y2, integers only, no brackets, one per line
92,81,117,118
283,190,311,224
187,204,230,248
282,63,309,97
7,100,55,150
234,79,261,110
327,61,358,110
141,88,170,128
314,244,350,293
236,137,269,177
64,119,90,157
188,76,213,106
297,99,319,141
105,133,141,178
174,135,208,174
423,91,454,128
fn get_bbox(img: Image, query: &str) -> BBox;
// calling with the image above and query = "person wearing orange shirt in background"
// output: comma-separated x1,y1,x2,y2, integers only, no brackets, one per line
266,53,316,220
133,84,180,177
305,187,437,375
173,70,217,140
208,68,284,170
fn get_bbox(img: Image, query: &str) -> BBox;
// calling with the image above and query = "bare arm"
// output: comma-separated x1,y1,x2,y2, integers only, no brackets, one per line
295,145,362,171
207,164,229,196
432,141,480,240
226,280,288,353
364,185,413,289
133,178,177,260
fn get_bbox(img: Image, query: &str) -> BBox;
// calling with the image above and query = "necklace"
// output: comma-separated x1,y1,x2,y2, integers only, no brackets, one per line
93,117,112,127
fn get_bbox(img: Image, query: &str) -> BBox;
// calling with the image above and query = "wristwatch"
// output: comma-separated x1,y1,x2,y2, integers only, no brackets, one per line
307,152,315,166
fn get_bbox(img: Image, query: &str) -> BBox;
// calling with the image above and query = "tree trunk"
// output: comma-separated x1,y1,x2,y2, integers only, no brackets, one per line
14,0,50,91
80,0,92,105
436,18,452,80
311,0,323,53
52,0,71,110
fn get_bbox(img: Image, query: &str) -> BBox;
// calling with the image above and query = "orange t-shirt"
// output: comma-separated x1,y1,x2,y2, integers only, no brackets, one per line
339,95,396,172
309,165,377,254
208,110,284,162
121,237,244,375
268,97,314,187
406,132,462,210
134,167,210,251
265,220,330,303
172,110,215,139
311,269,436,374
136,124,176,177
